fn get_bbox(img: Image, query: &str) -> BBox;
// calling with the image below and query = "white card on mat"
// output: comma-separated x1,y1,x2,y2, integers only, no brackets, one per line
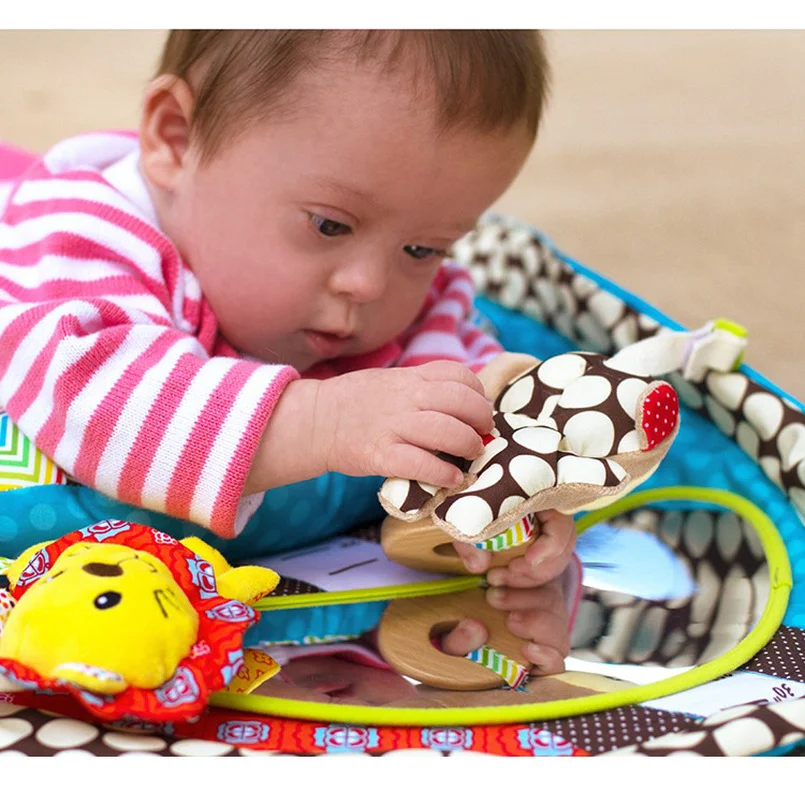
250,536,450,592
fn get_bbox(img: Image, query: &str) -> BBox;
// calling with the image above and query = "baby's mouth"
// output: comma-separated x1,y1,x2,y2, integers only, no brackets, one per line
303,329,353,360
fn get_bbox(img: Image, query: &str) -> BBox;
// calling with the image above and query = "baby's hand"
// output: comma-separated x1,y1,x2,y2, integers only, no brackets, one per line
316,361,494,488
447,510,577,674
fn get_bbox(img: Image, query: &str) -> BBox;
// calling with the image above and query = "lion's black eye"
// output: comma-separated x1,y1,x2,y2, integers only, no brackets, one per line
94,591,122,610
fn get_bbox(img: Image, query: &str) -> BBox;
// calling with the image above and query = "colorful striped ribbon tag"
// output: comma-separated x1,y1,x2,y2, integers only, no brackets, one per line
465,645,529,690
473,513,534,552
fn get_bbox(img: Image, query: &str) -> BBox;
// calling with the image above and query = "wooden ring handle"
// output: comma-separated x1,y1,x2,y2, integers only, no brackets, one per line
377,588,531,690
380,516,534,575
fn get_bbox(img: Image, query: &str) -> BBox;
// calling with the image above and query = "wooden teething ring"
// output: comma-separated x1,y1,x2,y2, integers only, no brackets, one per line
380,516,531,575
378,517,536,690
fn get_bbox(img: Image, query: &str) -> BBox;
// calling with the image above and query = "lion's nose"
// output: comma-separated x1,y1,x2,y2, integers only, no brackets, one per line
82,562,123,577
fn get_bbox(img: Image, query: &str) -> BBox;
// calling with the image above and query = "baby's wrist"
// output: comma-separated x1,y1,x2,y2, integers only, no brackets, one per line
246,378,329,492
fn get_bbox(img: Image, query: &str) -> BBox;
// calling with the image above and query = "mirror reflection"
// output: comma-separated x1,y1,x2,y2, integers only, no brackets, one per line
245,503,770,709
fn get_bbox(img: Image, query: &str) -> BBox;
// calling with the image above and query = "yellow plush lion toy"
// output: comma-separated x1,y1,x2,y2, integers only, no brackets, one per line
0,520,279,721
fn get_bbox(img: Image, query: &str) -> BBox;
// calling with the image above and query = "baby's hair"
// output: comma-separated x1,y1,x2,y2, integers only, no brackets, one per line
157,30,550,161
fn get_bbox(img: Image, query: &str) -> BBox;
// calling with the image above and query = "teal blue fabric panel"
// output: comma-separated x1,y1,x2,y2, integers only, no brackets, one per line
474,296,577,359
244,600,389,647
0,473,387,564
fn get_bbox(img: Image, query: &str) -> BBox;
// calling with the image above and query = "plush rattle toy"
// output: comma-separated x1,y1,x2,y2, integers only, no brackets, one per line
378,323,746,690
380,350,680,545
0,520,280,721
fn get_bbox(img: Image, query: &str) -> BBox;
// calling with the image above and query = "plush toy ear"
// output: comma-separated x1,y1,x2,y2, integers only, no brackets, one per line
3,541,53,590
181,537,231,577
181,536,279,605
54,662,128,695
217,566,279,606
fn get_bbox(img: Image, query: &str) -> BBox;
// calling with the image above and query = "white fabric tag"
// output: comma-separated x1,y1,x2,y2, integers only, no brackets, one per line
642,671,805,718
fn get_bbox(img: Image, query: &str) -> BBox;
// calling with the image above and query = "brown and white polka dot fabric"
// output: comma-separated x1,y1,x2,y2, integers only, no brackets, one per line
672,368,805,522
743,626,805,683
450,220,664,355
535,704,699,755
607,698,805,757
380,350,680,543
449,215,805,526
0,701,239,757
572,507,768,667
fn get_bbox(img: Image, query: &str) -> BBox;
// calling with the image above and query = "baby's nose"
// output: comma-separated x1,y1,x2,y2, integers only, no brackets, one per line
82,562,123,577
329,257,390,304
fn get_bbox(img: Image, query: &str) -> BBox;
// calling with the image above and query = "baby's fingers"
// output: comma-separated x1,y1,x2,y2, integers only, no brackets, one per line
415,360,486,398
451,541,493,575
403,411,484,461
384,443,464,488
441,618,488,657
487,548,572,588
505,510,577,577
506,609,571,657
419,380,494,435
522,644,566,675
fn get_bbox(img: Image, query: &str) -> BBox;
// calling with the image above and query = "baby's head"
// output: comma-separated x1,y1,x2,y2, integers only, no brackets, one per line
140,31,549,371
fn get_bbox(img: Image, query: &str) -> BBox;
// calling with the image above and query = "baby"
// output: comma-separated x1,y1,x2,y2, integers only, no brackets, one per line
0,31,575,672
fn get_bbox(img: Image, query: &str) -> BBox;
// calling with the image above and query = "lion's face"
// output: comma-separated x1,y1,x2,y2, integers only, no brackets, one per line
0,542,199,692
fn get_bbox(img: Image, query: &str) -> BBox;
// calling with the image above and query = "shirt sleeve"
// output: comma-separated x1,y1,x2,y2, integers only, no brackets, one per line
0,166,298,538
395,261,503,372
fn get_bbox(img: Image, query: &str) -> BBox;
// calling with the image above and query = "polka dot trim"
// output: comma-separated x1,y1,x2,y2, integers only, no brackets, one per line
743,626,805,683
537,705,698,755
641,384,680,451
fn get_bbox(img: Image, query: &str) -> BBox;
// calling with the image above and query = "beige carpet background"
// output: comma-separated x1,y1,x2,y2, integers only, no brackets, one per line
0,30,802,399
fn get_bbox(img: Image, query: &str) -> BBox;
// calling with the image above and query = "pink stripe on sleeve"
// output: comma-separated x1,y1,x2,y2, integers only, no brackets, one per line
72,329,191,486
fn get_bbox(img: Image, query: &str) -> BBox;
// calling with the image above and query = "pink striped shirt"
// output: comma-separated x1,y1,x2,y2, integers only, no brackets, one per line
0,132,502,538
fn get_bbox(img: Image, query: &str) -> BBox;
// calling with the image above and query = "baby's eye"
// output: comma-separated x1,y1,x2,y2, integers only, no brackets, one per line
310,214,351,237
404,245,445,261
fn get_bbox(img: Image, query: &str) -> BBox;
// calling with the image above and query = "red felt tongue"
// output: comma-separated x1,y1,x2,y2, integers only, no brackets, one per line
641,383,680,450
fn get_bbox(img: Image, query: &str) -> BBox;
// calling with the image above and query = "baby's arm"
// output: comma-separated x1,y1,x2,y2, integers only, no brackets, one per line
245,361,494,494
0,171,297,538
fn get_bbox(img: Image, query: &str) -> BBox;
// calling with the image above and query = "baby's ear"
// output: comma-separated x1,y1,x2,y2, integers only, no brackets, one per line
139,74,195,194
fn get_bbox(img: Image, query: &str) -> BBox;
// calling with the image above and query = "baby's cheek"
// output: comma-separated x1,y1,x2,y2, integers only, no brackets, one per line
363,294,428,345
